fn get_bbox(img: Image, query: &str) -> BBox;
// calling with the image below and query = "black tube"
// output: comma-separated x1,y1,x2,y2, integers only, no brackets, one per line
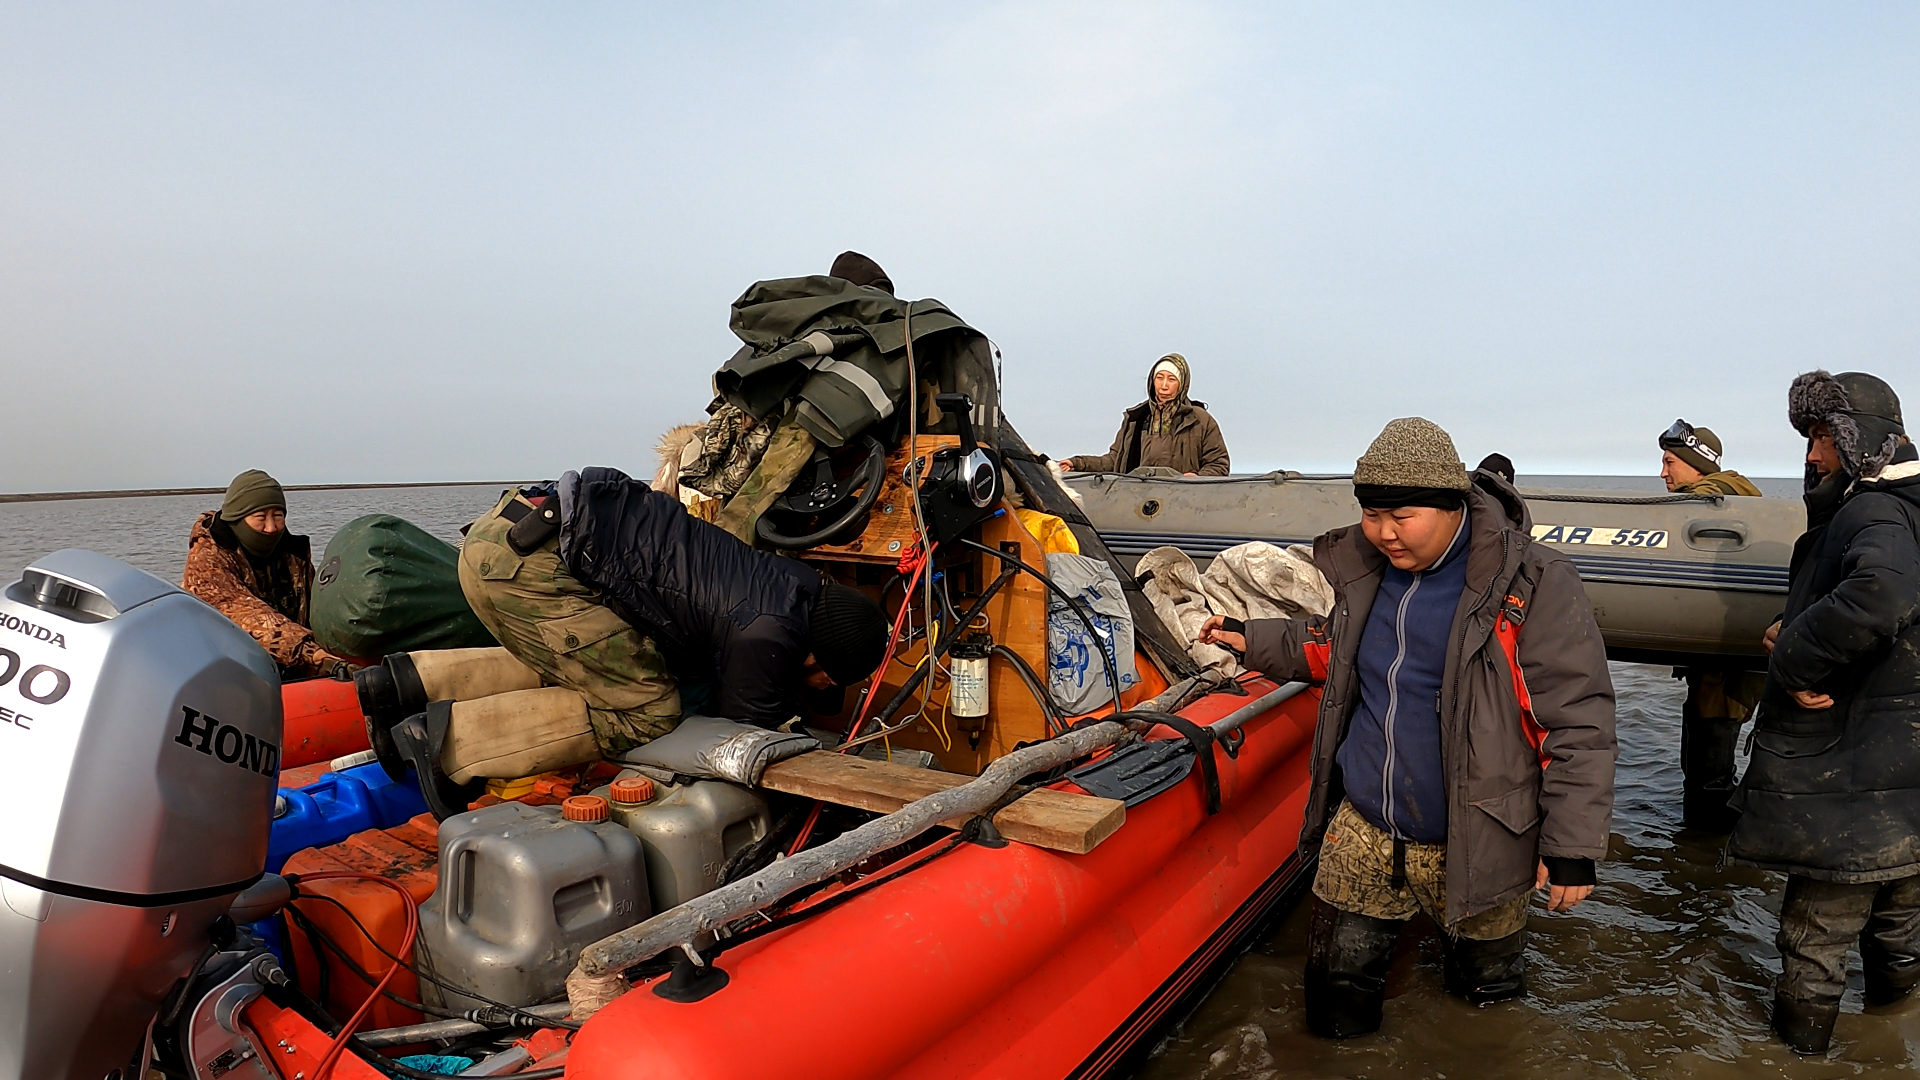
954,538,1123,717
988,644,1065,736
854,563,1019,739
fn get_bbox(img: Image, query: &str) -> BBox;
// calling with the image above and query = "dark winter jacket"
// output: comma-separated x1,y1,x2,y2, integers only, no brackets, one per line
1729,452,1920,882
1243,471,1617,927
1070,355,1231,476
557,467,823,726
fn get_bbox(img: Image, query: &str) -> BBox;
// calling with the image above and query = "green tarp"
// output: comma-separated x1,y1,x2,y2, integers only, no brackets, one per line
311,514,496,658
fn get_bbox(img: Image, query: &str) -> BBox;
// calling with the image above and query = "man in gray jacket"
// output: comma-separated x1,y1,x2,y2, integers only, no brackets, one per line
1202,418,1616,1038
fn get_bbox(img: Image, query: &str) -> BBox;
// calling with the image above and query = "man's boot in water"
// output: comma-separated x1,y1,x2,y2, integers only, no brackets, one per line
1303,898,1402,1038
1442,928,1528,1005
1680,694,1743,833
1772,992,1840,1055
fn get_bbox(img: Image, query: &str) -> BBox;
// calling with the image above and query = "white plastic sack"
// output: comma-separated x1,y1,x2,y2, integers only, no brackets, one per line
1137,546,1242,675
1138,542,1333,675
1045,552,1138,714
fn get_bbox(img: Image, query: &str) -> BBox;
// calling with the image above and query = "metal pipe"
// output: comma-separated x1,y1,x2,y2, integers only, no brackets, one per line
354,1003,574,1048
1207,682,1308,738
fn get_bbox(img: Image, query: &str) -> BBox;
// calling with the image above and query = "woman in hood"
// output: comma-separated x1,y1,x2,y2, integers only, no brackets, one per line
1061,353,1231,476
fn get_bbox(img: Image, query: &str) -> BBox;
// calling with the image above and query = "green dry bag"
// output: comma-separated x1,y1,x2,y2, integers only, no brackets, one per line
310,514,496,658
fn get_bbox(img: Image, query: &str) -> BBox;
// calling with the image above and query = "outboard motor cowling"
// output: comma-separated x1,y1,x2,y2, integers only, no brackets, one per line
0,550,281,1080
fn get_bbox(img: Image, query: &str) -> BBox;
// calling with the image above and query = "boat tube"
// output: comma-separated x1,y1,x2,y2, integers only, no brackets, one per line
1066,471,1803,665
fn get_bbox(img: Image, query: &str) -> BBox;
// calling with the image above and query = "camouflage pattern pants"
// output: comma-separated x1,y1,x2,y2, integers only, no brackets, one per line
1314,799,1529,941
458,491,681,755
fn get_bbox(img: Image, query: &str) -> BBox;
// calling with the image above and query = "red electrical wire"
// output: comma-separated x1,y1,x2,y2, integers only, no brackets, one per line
787,544,932,857
295,871,421,1080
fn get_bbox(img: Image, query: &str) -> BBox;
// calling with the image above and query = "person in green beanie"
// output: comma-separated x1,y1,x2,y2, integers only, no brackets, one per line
182,469,351,678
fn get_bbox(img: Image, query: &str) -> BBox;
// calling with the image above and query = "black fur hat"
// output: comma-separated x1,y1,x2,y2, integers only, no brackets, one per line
1787,370,1905,478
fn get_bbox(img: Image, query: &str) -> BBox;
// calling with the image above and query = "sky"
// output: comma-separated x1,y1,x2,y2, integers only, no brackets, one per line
3,2,1917,492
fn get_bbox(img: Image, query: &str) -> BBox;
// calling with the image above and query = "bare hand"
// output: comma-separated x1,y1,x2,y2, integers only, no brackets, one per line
1790,689,1834,710
1183,472,1197,477
1763,620,1781,654
1535,861,1594,912
1057,458,1075,473
1197,614,1246,654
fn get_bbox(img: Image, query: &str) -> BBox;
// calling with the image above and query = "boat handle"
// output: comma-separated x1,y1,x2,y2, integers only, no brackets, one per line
1685,519,1750,549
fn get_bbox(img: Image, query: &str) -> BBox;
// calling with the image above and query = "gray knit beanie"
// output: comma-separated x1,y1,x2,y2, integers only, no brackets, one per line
1354,418,1471,492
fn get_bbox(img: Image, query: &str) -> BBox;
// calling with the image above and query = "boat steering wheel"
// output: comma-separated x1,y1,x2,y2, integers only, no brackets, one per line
755,436,888,550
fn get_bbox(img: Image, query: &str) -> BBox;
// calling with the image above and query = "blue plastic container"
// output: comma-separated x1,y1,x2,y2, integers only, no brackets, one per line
342,761,431,830
256,762,432,959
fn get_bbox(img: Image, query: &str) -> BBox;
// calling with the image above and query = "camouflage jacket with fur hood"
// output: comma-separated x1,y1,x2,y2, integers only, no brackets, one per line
182,510,330,677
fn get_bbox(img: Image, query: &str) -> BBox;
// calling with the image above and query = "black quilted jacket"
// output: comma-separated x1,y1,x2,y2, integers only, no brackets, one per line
557,467,821,726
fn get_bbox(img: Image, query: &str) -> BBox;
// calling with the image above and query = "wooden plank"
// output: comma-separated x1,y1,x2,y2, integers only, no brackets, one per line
760,750,1125,855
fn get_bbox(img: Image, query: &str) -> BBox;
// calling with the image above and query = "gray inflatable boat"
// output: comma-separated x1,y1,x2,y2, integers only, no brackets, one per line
1064,471,1805,667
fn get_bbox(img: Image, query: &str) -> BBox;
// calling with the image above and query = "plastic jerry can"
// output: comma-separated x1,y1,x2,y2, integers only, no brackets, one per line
417,799,649,1011
592,773,773,913
267,771,379,872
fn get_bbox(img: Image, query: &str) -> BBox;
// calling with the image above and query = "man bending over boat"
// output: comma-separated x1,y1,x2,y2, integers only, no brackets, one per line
1656,418,1767,832
1058,352,1231,477
457,468,889,755
182,469,354,679
1199,418,1617,1038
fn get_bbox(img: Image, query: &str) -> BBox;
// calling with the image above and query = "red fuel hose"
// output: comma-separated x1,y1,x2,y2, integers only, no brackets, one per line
292,871,421,1080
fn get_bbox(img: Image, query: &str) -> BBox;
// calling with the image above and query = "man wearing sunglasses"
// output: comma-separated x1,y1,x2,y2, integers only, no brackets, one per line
1656,420,1767,831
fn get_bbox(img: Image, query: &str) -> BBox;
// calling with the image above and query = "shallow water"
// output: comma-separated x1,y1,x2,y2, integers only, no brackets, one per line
9,481,1907,1076
1139,663,1920,1079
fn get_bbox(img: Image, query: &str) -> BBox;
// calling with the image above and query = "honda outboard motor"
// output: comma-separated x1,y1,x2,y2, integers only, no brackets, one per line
0,550,281,1080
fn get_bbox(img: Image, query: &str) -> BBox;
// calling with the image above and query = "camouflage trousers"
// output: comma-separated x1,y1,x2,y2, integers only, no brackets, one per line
458,491,680,755
1314,800,1529,941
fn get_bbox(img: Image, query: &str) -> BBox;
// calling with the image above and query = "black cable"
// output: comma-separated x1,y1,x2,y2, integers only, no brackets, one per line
262,974,568,1080
988,643,1065,737
954,537,1123,717
286,893,580,1030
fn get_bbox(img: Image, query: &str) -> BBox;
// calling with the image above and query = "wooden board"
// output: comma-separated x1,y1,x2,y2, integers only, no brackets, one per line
760,750,1126,855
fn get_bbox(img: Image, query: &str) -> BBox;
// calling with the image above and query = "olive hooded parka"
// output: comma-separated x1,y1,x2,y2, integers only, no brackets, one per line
1070,353,1231,476
1242,470,1618,928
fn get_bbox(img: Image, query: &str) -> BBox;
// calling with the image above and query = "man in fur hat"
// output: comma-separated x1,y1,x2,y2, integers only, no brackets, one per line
1731,370,1920,1055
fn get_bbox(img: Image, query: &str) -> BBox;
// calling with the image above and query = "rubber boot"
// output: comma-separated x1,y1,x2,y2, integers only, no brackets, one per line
1680,691,1743,834
1303,897,1402,1039
1772,992,1839,1056
1863,939,1920,1006
1442,928,1528,1005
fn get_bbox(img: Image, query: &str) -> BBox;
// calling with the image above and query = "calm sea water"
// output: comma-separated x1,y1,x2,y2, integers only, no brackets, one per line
8,477,1899,1078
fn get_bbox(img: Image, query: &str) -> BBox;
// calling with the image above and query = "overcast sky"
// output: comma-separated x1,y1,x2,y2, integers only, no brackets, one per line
4,2,1916,493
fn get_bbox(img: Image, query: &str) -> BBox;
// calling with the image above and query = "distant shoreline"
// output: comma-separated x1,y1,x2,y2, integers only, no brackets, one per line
0,481,531,505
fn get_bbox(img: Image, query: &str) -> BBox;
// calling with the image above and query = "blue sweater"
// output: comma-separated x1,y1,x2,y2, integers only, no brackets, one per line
1335,511,1471,842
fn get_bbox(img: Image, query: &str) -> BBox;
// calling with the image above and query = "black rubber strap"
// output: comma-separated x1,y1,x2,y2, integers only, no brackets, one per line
0,863,262,909
1389,838,1407,891
1151,714,1221,815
